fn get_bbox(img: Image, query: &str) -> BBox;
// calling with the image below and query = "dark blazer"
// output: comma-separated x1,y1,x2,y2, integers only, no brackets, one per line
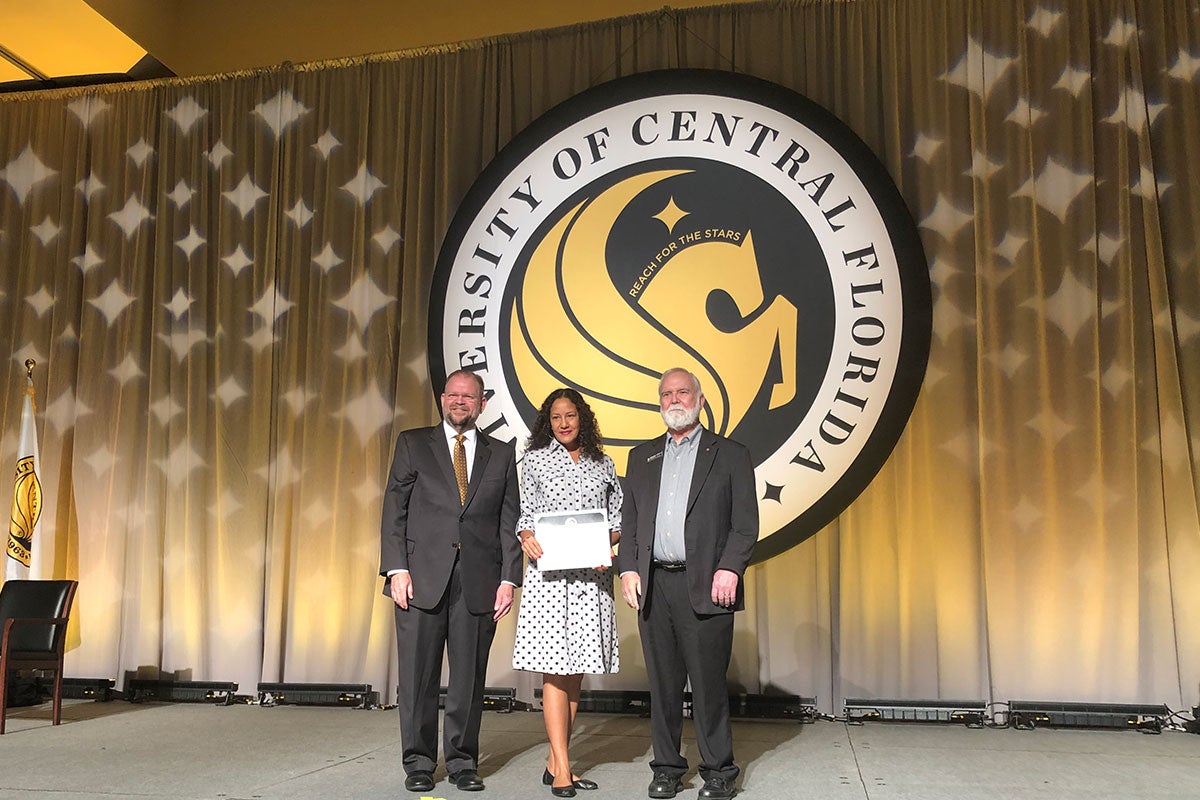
379,424,522,614
616,427,758,615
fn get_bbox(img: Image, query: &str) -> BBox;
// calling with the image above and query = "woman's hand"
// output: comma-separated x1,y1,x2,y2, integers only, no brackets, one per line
519,530,542,560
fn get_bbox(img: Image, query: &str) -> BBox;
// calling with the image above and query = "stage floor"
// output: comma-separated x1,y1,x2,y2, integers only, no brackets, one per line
2,699,1197,799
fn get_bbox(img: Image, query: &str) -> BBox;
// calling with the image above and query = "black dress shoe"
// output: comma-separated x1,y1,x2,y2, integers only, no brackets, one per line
543,769,598,790
404,771,435,792
697,775,737,800
450,769,485,791
550,783,577,798
648,771,684,799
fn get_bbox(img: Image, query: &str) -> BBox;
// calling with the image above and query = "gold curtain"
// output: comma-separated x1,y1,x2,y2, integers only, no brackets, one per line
1,0,1197,711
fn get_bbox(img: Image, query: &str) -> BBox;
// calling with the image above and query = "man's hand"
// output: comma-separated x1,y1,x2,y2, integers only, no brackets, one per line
621,573,642,610
711,569,739,608
493,583,515,621
390,572,414,610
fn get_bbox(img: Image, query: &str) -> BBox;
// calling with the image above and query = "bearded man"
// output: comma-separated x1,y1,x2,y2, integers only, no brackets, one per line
616,368,758,800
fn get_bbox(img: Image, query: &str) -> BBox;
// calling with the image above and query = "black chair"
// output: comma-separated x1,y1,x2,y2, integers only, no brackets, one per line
0,579,78,734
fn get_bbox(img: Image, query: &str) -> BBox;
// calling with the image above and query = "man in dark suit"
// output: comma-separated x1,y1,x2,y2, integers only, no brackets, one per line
380,369,522,793
617,368,758,800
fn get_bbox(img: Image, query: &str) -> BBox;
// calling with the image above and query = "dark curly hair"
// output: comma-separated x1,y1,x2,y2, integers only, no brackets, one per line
526,388,605,461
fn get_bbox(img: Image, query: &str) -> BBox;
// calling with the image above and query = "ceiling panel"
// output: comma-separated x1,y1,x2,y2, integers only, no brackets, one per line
0,57,30,82
0,0,145,83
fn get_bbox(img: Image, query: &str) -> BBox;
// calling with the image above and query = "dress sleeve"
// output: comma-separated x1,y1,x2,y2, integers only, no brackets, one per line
605,455,623,531
517,450,540,534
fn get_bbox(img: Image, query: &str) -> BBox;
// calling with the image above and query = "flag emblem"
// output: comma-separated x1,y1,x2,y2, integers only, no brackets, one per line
5,361,43,582
7,454,41,568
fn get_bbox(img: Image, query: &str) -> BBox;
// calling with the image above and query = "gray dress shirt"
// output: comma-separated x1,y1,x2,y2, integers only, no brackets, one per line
652,424,704,562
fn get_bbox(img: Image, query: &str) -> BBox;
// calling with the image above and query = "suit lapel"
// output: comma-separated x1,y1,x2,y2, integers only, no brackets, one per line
686,430,718,515
644,438,665,501
462,433,492,509
637,443,664,561
429,426,458,494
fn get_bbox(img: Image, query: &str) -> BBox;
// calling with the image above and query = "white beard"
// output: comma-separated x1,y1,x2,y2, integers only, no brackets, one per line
661,403,700,431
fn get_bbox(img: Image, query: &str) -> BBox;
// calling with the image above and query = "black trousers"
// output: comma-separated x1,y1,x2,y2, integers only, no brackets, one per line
393,558,497,776
639,566,738,782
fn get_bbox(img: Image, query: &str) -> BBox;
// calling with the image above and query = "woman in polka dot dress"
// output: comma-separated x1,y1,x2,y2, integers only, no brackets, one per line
513,388,622,798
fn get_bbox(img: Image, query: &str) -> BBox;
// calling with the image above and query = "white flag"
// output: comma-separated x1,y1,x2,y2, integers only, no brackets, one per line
5,372,42,582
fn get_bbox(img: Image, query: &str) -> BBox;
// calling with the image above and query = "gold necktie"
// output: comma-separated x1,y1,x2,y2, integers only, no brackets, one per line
453,434,468,504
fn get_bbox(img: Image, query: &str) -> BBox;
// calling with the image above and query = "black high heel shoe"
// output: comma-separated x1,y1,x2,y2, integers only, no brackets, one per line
543,769,598,791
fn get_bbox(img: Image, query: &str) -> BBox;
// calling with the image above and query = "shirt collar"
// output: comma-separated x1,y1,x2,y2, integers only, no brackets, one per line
443,420,477,443
665,423,704,449
548,437,588,461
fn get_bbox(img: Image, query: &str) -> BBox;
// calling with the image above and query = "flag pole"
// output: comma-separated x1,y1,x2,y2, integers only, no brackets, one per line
24,359,36,409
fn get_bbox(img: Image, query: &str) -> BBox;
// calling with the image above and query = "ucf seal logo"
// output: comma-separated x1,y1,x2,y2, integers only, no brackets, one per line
7,455,41,567
431,70,930,561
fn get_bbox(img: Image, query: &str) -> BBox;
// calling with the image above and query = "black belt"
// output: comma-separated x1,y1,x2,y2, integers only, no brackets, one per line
652,560,687,572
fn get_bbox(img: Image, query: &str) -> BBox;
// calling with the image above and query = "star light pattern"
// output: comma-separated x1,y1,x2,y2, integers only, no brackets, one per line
2,72,406,694
0,1,1197,702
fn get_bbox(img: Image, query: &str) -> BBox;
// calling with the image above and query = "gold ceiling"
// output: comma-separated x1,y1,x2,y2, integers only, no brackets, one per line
0,0,146,87
0,0,756,92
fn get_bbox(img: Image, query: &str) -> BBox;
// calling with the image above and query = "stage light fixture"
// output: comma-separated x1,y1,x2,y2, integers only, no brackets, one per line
1008,700,1169,732
423,686,527,712
843,698,988,726
688,693,818,722
532,690,817,720
61,677,118,701
126,679,239,705
256,683,379,708
534,689,652,715
580,689,651,715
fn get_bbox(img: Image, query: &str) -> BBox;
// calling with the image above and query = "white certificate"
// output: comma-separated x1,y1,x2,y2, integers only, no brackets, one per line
533,509,612,571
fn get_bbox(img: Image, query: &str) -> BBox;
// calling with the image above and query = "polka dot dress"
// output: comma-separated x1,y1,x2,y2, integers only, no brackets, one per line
513,441,622,675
